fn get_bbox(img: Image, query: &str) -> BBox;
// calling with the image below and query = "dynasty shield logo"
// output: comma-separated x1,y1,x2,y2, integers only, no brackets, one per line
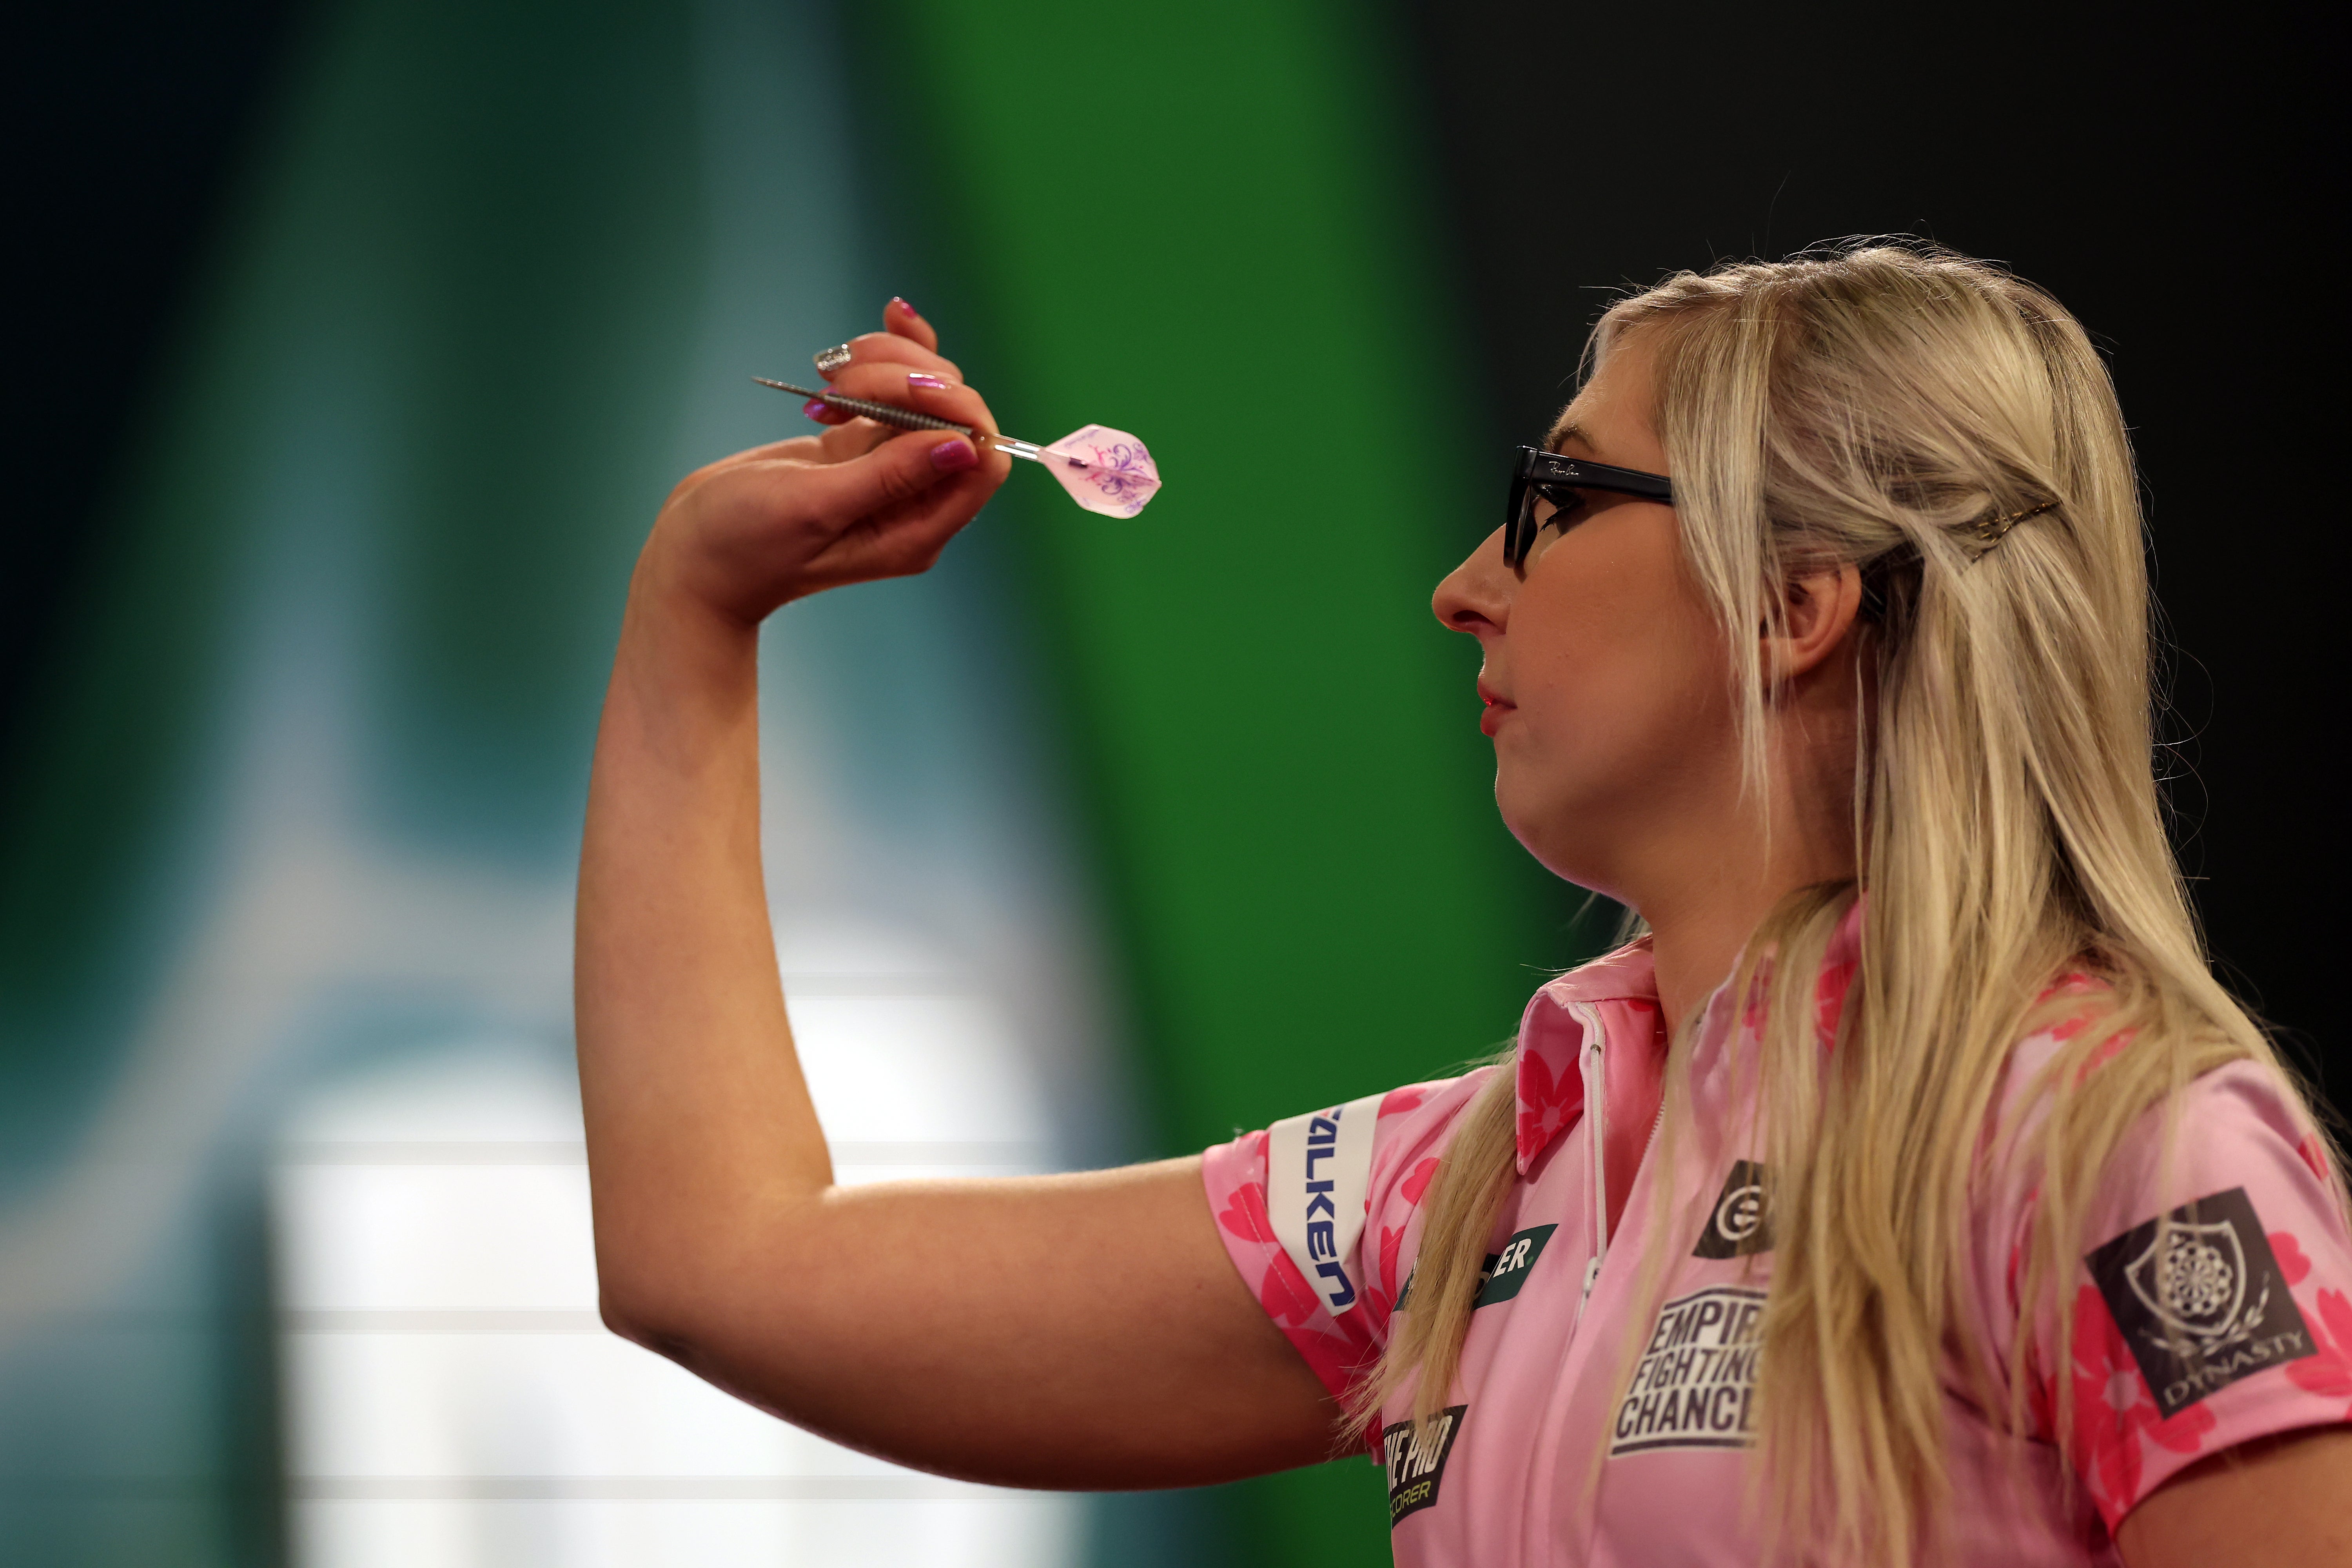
1691,1159,1772,1259
1381,1404,1467,1525
2085,1185,2314,1418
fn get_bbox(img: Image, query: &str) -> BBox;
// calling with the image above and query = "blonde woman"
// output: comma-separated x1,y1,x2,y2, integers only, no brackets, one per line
576,256,2352,1564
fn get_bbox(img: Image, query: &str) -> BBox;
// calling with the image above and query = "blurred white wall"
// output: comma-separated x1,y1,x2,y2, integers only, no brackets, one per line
272,995,1077,1568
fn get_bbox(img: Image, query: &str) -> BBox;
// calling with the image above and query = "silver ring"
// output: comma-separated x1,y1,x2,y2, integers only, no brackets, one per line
813,343,853,376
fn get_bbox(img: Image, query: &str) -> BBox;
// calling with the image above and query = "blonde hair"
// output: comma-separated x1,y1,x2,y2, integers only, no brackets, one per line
1363,243,2345,1563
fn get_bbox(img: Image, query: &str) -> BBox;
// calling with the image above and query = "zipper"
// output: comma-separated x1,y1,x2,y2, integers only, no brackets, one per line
1572,1003,1609,1324
1572,1001,1670,1328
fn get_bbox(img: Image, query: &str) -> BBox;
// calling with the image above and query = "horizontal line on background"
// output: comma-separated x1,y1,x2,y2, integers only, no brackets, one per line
0,1477,234,1498
276,1141,586,1164
288,1475,1018,1501
776,975,985,997
274,1141,1048,1166
829,1143,1049,1166
279,1310,607,1333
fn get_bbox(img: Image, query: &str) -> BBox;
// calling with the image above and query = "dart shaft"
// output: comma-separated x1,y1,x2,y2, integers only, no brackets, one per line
754,377,1048,462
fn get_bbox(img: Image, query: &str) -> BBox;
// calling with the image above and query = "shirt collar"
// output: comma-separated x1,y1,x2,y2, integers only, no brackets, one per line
1512,938,1661,1175
1511,901,1864,1175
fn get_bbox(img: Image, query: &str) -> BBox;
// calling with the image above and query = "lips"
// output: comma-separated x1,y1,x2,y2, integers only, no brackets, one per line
1477,681,1514,736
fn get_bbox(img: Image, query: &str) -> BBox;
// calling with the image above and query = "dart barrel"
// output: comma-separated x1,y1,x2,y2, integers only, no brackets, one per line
754,378,977,438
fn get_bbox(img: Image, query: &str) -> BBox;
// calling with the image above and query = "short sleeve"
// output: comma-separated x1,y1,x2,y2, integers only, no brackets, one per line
1200,1074,1485,1405
2014,1059,2352,1531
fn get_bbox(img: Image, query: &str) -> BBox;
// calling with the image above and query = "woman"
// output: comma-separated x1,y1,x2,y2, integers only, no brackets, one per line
575,252,2351,1564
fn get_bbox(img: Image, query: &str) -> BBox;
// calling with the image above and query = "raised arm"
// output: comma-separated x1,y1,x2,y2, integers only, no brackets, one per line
574,309,1336,1488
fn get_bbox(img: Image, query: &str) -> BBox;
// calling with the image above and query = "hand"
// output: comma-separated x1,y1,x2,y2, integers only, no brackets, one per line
638,300,1012,625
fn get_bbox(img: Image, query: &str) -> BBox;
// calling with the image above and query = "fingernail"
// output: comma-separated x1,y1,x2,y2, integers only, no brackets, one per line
929,437,977,472
892,296,921,320
802,399,831,421
907,372,950,391
813,343,853,377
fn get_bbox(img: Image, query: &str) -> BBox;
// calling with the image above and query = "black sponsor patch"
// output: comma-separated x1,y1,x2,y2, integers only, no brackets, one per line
1394,1222,1560,1313
1691,1159,1772,1259
2084,1186,2314,1419
1474,1224,1557,1307
1610,1286,1766,1455
1381,1404,1466,1526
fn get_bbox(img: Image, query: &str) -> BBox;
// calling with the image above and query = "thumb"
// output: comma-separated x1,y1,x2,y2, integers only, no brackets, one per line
788,428,978,525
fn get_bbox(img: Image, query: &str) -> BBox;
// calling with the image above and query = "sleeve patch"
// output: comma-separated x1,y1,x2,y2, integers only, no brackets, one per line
1267,1091,1383,1316
2084,1186,2317,1418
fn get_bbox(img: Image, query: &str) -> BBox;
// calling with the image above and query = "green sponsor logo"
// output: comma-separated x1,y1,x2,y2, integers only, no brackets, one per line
1472,1223,1557,1307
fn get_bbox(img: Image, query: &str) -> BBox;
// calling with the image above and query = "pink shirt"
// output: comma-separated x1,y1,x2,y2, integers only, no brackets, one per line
1202,928,2352,1564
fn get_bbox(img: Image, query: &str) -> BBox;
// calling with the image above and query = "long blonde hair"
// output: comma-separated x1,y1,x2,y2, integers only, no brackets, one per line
1365,242,2344,1563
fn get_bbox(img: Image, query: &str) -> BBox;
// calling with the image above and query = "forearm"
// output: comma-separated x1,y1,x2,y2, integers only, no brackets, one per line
575,560,828,1336
570,570,1340,1479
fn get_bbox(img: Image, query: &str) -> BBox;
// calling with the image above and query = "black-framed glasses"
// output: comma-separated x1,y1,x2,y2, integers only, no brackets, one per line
1504,445,1675,568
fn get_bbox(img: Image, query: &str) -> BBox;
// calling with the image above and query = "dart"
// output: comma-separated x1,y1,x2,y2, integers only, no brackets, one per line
754,377,1161,519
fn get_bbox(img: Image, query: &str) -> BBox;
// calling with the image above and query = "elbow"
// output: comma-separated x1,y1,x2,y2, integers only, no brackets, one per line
595,1258,706,1360
597,1278,670,1350
597,1286,651,1346
592,1191,827,1361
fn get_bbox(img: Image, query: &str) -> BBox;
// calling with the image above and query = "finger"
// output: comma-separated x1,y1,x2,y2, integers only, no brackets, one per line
708,432,828,468
733,405,924,468
824,363,1004,442
884,296,940,354
798,479,983,589
782,426,996,534
673,432,833,504
776,435,1000,589
696,403,883,475
810,415,901,462
815,328,961,384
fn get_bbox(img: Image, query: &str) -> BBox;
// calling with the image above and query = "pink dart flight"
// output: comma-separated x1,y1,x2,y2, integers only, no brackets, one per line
1016,425,1161,518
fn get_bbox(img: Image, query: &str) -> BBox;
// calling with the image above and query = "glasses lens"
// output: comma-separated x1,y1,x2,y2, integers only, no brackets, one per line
1504,470,1534,567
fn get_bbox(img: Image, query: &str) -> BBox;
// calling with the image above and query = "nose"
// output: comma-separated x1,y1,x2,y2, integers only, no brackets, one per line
1433,526,1515,637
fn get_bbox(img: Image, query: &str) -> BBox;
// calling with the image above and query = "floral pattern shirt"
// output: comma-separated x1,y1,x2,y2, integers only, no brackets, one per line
1201,922,2352,1564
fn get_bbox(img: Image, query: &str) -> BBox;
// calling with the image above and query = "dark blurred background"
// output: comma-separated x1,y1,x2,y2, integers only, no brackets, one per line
2,2,2338,1565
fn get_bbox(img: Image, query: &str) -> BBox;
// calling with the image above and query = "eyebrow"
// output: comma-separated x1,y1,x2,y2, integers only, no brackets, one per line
1548,419,1597,456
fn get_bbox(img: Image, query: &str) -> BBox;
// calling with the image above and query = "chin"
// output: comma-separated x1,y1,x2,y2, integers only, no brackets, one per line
1496,804,1590,888
1495,788,1612,894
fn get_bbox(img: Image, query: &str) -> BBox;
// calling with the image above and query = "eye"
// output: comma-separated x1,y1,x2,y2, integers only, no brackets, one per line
1539,487,1597,532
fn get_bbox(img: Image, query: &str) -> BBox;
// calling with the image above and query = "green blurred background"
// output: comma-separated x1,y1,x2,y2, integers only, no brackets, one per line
1,1,2334,1563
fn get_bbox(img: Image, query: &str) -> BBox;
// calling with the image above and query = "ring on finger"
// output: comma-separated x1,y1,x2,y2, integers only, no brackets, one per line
813,343,853,377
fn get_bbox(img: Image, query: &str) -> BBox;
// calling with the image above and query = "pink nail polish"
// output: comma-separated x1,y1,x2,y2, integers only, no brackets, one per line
892,296,921,320
929,438,977,472
907,372,949,391
802,399,830,421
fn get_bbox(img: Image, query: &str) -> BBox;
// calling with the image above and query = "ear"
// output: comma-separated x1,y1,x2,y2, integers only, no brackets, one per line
1762,562,1864,685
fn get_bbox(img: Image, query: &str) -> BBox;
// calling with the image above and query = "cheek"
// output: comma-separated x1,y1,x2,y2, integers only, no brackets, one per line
1497,542,1729,811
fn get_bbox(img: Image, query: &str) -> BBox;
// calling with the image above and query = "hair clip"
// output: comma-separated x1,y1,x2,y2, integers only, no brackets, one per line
1966,498,2059,547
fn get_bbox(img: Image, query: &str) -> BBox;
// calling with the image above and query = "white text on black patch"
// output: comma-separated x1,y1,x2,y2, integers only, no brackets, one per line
2085,1186,2313,1418
1691,1160,1771,1259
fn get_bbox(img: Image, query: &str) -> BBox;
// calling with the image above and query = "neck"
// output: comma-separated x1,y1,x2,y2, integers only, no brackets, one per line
1635,717,1859,1042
